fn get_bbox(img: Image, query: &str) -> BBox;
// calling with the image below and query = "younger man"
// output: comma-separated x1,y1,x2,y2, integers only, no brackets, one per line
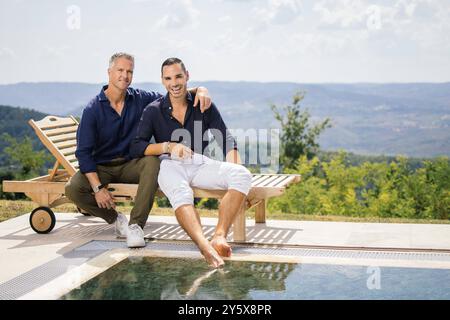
130,58,252,267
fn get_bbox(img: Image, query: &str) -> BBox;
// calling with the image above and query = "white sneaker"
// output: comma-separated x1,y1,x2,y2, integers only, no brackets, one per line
127,224,146,248
114,213,129,238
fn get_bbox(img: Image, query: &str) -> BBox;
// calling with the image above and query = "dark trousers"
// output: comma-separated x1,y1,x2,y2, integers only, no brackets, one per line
65,156,160,229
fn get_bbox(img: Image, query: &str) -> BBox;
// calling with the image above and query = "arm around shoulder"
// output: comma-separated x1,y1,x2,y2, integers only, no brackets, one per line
129,105,160,158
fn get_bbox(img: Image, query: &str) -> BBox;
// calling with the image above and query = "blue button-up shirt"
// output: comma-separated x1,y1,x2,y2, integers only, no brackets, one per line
75,85,162,173
130,92,237,159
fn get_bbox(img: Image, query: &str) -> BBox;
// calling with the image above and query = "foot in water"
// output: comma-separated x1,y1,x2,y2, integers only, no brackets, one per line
210,235,232,257
200,244,224,268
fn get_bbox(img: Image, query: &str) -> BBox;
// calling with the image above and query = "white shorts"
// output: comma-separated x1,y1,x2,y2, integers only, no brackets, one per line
157,153,252,210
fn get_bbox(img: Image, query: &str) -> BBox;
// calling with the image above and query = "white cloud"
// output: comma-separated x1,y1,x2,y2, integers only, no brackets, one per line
1,0,449,84
212,28,250,52
43,46,70,58
385,0,450,52
250,0,303,33
312,0,425,30
155,0,200,29
311,0,450,53
294,32,349,54
313,0,370,29
0,47,15,59
266,0,302,25
313,0,447,32
159,38,194,52
218,15,232,22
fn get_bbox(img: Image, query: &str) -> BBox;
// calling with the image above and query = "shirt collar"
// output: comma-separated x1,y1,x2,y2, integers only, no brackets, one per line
98,85,135,102
162,91,194,110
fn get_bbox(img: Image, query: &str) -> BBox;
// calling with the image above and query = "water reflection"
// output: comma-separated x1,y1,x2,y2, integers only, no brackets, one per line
61,257,450,300
62,257,295,300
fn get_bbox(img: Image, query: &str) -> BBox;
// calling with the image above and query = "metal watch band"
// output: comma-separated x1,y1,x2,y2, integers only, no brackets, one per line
93,183,106,193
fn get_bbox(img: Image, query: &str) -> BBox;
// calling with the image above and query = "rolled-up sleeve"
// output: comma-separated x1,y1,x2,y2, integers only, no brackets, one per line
205,103,238,157
129,106,155,158
75,107,98,173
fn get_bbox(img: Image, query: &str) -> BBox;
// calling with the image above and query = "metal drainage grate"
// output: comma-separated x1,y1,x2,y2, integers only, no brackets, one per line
141,240,450,262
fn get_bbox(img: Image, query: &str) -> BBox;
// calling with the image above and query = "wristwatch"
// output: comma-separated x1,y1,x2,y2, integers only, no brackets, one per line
92,183,106,193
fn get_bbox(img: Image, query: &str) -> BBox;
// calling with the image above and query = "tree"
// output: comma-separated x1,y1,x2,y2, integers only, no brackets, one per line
271,92,331,169
1,133,52,180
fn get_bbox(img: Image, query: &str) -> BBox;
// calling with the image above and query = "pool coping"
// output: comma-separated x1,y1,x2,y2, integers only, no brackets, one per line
17,240,450,300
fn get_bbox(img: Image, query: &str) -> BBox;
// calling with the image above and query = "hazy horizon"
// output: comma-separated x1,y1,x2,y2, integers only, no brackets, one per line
2,80,450,86
1,81,449,158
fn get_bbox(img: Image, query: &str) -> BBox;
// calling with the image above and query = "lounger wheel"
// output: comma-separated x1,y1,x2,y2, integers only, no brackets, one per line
29,207,56,234
77,207,91,216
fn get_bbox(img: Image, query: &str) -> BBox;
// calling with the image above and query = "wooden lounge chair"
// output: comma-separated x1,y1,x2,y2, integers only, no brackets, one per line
3,115,301,241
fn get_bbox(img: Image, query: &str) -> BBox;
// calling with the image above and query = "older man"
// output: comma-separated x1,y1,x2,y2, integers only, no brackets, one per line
65,53,212,248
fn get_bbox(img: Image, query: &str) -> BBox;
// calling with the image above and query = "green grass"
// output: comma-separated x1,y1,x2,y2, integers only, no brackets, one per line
1,199,449,224
0,200,223,223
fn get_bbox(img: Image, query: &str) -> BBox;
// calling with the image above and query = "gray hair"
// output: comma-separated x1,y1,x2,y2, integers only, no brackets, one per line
109,52,134,68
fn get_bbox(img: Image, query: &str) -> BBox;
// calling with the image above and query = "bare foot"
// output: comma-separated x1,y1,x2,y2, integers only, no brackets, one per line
200,245,225,268
211,236,232,257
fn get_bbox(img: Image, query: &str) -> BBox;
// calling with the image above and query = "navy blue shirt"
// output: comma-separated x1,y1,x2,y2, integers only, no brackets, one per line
130,92,237,159
76,85,162,173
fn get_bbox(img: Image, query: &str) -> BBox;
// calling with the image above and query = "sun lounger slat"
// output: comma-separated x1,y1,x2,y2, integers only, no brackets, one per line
65,154,77,162
43,125,78,137
252,175,264,182
253,175,278,187
54,140,77,149
264,175,289,187
28,119,78,176
60,146,77,155
251,175,273,186
32,116,78,130
274,175,299,188
256,175,281,187
49,132,77,143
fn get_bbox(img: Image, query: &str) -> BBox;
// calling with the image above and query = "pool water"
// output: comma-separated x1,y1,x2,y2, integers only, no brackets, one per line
61,257,450,300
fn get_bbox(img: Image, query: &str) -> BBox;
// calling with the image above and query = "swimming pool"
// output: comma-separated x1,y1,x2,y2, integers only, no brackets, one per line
12,239,450,300
61,256,450,300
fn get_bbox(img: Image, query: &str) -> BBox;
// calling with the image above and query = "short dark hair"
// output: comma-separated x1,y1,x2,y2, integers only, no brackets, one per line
161,57,186,75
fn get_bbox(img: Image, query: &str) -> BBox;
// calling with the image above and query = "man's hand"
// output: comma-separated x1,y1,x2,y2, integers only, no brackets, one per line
170,143,193,160
94,188,116,210
226,149,241,164
194,86,211,113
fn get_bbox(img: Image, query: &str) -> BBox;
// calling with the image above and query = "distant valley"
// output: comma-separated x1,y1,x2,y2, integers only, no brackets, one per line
0,81,449,158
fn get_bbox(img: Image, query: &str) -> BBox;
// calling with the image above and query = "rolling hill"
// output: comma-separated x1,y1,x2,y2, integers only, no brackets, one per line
0,82,449,157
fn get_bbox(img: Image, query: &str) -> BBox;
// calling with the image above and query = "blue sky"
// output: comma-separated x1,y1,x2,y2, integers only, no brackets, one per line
1,0,450,84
